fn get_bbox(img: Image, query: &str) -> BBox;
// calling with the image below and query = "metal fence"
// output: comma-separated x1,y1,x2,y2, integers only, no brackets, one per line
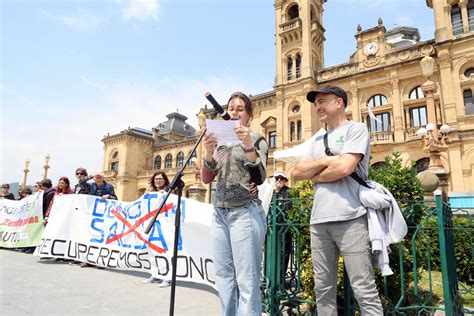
262,194,473,315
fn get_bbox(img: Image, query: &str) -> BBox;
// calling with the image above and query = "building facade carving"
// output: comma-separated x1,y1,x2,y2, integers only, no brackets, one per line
102,0,474,202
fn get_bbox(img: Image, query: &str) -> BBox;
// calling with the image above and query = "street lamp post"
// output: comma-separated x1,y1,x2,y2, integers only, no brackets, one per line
22,159,30,189
416,55,450,201
43,153,51,180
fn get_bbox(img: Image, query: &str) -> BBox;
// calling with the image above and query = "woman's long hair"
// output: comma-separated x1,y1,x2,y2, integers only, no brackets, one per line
149,171,170,192
227,91,253,121
55,176,73,194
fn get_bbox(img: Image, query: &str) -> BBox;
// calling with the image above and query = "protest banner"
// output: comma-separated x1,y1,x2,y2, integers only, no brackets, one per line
0,192,44,247
34,193,216,288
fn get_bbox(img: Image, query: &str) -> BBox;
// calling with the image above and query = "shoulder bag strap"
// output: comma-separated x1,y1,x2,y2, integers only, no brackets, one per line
324,132,370,188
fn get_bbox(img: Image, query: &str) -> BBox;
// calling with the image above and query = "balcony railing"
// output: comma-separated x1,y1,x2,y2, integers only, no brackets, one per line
369,131,394,143
138,164,196,178
405,127,420,141
279,18,301,33
104,170,118,178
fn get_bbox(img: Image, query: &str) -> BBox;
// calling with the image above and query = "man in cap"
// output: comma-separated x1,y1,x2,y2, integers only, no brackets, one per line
292,86,382,314
89,171,117,200
273,170,293,288
81,171,117,268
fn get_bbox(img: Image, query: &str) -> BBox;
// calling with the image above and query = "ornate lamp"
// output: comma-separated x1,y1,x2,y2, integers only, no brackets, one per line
43,153,51,180
416,55,451,202
22,159,30,189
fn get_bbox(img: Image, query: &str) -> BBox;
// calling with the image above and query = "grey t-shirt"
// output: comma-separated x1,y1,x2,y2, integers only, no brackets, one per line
306,121,370,224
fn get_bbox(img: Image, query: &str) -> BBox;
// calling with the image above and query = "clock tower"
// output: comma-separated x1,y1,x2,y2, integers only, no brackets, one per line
274,0,326,86
354,17,388,69
272,0,326,163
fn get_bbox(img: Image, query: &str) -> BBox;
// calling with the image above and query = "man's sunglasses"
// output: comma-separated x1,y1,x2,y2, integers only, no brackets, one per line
275,176,287,181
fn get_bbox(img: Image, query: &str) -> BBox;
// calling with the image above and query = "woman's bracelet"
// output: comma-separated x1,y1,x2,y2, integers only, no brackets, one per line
244,146,256,153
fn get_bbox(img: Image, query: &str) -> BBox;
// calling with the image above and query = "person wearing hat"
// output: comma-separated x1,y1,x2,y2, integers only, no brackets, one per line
273,170,293,288
74,167,91,194
89,171,117,201
1,183,15,200
292,86,382,315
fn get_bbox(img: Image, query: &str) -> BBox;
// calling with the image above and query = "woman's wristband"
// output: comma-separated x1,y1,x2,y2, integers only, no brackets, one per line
245,146,256,153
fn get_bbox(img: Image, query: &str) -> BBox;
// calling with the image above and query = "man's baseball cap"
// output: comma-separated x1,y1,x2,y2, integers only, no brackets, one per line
92,171,105,177
306,85,348,107
273,170,288,180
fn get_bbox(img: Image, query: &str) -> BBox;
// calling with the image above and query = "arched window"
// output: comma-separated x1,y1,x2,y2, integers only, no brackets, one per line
292,105,301,113
288,4,299,20
297,120,302,140
165,154,172,169
295,54,301,79
409,106,428,128
451,4,463,36
268,131,277,148
409,86,424,99
366,112,391,132
176,151,184,168
464,89,474,115
287,57,293,81
154,156,162,170
465,67,474,77
111,162,119,171
414,157,430,174
290,122,295,141
189,151,197,167
110,151,119,171
367,94,388,107
469,1,474,31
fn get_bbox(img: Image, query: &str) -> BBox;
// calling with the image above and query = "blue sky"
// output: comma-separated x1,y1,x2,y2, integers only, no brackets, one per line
0,0,434,188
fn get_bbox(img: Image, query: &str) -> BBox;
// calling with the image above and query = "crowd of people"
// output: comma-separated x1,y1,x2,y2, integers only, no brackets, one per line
2,86,386,315
1,167,177,287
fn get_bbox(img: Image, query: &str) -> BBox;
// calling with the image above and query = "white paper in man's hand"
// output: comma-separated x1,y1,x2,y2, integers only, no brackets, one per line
206,119,241,145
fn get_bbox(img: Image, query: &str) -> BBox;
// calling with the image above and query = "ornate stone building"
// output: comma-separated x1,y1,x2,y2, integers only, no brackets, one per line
102,0,474,202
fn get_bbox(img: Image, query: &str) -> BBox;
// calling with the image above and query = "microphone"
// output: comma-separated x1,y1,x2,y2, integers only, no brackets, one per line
205,92,230,120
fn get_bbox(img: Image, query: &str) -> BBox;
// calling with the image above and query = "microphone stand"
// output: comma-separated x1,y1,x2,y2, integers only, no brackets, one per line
144,127,207,316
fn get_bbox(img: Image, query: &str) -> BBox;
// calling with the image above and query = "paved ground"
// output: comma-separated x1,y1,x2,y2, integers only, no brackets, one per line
0,249,220,315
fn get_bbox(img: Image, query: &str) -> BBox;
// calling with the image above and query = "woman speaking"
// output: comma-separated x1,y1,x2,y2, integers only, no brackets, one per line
201,91,268,316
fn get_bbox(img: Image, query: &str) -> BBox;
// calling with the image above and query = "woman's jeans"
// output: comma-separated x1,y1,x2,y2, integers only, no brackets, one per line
212,201,267,316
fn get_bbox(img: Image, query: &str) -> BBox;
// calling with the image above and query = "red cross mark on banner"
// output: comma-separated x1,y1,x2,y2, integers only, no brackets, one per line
105,203,174,253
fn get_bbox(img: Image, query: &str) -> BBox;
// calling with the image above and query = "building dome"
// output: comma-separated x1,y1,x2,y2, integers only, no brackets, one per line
155,112,196,138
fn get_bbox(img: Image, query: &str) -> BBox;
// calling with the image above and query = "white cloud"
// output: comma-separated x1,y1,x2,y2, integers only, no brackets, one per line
122,0,160,22
1,75,250,187
80,76,108,91
392,15,415,28
38,9,106,32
